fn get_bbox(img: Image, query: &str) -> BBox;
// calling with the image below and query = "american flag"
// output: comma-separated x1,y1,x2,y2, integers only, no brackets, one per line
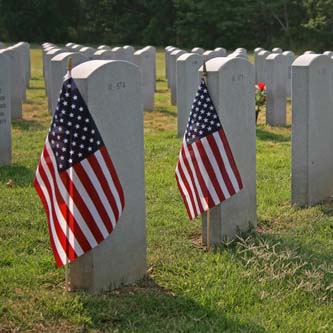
34,74,125,267
175,79,243,220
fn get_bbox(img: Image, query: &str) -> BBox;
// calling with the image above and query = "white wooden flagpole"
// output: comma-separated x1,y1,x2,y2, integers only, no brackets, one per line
202,61,211,251
65,56,72,291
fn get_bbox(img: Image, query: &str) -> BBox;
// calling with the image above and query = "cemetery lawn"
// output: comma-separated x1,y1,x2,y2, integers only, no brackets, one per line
0,47,332,333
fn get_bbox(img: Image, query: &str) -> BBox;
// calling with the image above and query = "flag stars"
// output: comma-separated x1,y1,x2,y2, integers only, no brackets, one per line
49,78,104,171
184,79,223,145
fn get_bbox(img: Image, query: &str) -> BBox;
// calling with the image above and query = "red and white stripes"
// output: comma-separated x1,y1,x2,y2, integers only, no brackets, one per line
34,140,124,267
175,129,242,220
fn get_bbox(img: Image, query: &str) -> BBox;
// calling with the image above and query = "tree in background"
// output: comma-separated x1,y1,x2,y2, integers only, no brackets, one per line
0,0,332,51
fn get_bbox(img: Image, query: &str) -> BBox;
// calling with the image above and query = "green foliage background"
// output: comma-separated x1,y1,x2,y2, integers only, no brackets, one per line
0,0,332,50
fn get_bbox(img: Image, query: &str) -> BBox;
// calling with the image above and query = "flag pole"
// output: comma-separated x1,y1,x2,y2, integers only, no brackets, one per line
65,56,72,291
202,61,211,251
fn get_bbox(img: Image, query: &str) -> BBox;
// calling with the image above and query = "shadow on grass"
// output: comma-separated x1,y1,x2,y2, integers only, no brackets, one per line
0,164,35,187
256,128,290,143
12,118,46,131
76,277,266,332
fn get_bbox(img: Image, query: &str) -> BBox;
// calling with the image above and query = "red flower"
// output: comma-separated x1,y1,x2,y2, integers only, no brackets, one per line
258,82,265,91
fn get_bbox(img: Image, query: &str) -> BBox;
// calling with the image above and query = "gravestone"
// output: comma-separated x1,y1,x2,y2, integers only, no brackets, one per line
11,44,27,100
0,53,11,165
282,51,295,97
49,52,88,114
111,47,126,60
199,57,256,243
15,42,31,89
93,50,115,60
79,47,96,59
191,47,205,55
44,48,64,95
134,48,155,110
292,54,333,207
166,47,176,87
228,52,248,59
203,50,218,62
265,53,288,126
0,48,24,119
97,45,111,50
71,44,82,51
256,50,270,83
214,47,227,57
323,51,333,57
169,49,186,105
69,60,146,293
176,53,203,137
66,42,74,49
254,47,264,55
235,48,247,54
272,48,282,53
141,46,156,91
304,51,315,54
0,42,4,49
123,45,135,63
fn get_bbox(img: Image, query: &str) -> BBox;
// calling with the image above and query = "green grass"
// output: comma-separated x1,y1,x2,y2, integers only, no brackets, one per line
0,48,333,333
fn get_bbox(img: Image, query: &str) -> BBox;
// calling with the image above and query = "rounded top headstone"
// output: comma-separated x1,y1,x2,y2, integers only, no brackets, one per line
177,52,202,62
303,50,315,54
258,50,270,56
292,54,330,67
200,56,250,73
171,49,185,56
272,48,282,53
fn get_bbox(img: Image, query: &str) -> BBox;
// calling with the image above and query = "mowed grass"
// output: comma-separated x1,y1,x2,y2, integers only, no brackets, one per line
0,47,333,333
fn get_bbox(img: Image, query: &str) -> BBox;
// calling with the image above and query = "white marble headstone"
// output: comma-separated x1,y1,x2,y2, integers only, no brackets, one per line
191,47,205,55
176,53,203,137
134,48,155,110
169,49,186,105
0,53,11,165
265,53,288,126
93,50,115,60
272,48,283,53
69,60,146,293
292,54,333,207
0,48,24,119
49,52,88,114
79,47,96,59
256,50,270,83
200,57,256,243
282,51,295,97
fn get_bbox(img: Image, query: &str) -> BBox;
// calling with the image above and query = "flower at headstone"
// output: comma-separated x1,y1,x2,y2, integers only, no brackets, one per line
255,82,266,124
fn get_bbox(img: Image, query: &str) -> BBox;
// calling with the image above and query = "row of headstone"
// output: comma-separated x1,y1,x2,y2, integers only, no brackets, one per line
66,53,255,292
165,46,227,107
292,54,333,207
254,47,295,126
0,42,30,165
42,43,156,113
134,46,156,111
28,44,333,294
